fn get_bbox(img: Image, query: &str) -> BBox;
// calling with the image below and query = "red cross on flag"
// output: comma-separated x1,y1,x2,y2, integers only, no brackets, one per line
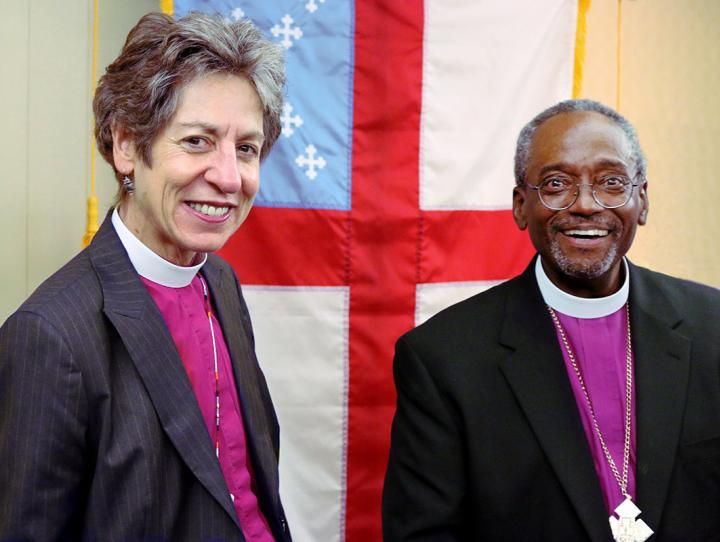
171,0,580,540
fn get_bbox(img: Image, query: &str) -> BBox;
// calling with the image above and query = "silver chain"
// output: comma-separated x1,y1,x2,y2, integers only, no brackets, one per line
547,304,633,498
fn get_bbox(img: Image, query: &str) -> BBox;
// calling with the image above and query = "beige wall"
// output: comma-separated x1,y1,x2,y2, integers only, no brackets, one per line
0,0,157,322
2,0,719,322
582,0,720,287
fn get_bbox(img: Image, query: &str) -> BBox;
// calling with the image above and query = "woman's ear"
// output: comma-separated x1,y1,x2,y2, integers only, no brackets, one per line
111,123,137,175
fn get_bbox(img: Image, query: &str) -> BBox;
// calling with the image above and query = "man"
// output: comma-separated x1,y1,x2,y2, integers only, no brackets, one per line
382,99,720,541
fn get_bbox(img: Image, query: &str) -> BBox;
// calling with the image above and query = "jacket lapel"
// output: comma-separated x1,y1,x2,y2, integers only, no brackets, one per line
629,264,691,533
88,216,241,530
201,258,280,515
498,263,610,542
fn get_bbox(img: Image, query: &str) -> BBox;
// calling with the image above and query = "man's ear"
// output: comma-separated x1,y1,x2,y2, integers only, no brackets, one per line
512,185,528,230
111,123,137,175
637,179,649,226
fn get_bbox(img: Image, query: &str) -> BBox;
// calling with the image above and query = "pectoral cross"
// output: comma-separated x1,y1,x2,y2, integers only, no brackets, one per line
609,497,654,542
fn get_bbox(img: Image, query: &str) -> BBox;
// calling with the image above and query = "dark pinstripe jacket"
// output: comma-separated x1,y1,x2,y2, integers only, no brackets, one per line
0,215,291,542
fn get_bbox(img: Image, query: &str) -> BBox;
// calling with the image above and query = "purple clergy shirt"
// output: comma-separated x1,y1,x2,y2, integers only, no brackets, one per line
142,275,275,542
554,306,637,514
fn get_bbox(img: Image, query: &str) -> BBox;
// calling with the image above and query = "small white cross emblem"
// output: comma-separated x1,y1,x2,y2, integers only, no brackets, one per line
281,103,304,138
305,0,326,14
609,498,654,542
271,14,303,49
296,144,327,180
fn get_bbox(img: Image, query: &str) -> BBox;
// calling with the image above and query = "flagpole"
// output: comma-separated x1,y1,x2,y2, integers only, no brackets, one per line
82,0,100,248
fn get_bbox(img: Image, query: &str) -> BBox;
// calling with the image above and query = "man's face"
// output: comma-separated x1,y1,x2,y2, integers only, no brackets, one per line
512,111,649,297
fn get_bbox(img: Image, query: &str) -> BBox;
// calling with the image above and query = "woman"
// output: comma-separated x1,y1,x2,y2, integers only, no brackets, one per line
0,12,290,542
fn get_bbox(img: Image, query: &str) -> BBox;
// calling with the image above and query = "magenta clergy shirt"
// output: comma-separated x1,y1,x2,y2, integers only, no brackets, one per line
141,275,275,542
535,256,636,515
554,307,636,514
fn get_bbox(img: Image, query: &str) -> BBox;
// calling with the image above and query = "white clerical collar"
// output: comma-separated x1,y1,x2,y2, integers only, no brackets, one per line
535,256,629,318
111,207,206,288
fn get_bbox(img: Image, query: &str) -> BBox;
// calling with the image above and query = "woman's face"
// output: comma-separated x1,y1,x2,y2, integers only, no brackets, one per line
115,73,264,266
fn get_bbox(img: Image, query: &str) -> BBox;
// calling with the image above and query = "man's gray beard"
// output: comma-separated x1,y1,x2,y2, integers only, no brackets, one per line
549,239,618,280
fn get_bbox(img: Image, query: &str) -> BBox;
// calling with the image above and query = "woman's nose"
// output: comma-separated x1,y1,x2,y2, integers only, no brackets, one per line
205,145,242,193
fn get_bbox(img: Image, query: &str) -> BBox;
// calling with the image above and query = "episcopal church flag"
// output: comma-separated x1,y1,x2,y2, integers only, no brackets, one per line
168,1,578,540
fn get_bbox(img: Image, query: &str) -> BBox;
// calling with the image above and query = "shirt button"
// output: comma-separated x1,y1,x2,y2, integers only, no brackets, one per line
230,493,235,502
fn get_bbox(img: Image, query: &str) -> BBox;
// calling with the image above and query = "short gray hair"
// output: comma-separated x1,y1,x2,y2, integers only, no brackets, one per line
513,99,646,185
94,12,285,199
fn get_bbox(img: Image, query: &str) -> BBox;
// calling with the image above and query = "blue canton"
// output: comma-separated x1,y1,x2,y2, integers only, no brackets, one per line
175,0,355,210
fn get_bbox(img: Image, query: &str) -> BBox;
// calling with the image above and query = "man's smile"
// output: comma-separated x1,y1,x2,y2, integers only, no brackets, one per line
563,228,609,238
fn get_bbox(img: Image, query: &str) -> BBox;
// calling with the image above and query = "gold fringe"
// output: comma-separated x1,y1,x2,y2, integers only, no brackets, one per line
572,0,591,98
83,0,100,248
82,196,99,247
160,0,173,16
616,0,623,110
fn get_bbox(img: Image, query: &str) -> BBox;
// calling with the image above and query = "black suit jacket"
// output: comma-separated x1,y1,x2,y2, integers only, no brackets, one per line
0,215,291,542
383,258,720,541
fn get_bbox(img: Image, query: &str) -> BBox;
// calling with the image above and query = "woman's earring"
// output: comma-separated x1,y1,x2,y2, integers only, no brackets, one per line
122,175,135,194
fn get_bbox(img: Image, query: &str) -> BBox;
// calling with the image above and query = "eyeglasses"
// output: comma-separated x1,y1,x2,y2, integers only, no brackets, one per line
522,175,641,211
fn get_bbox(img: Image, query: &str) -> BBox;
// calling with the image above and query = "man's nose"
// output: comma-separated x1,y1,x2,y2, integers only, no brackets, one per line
569,183,603,212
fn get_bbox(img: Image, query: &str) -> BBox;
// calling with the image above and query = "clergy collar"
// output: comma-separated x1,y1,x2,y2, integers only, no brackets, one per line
534,256,629,318
111,207,206,288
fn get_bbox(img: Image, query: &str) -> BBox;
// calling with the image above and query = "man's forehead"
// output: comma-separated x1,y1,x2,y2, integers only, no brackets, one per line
528,111,634,169
535,110,625,138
